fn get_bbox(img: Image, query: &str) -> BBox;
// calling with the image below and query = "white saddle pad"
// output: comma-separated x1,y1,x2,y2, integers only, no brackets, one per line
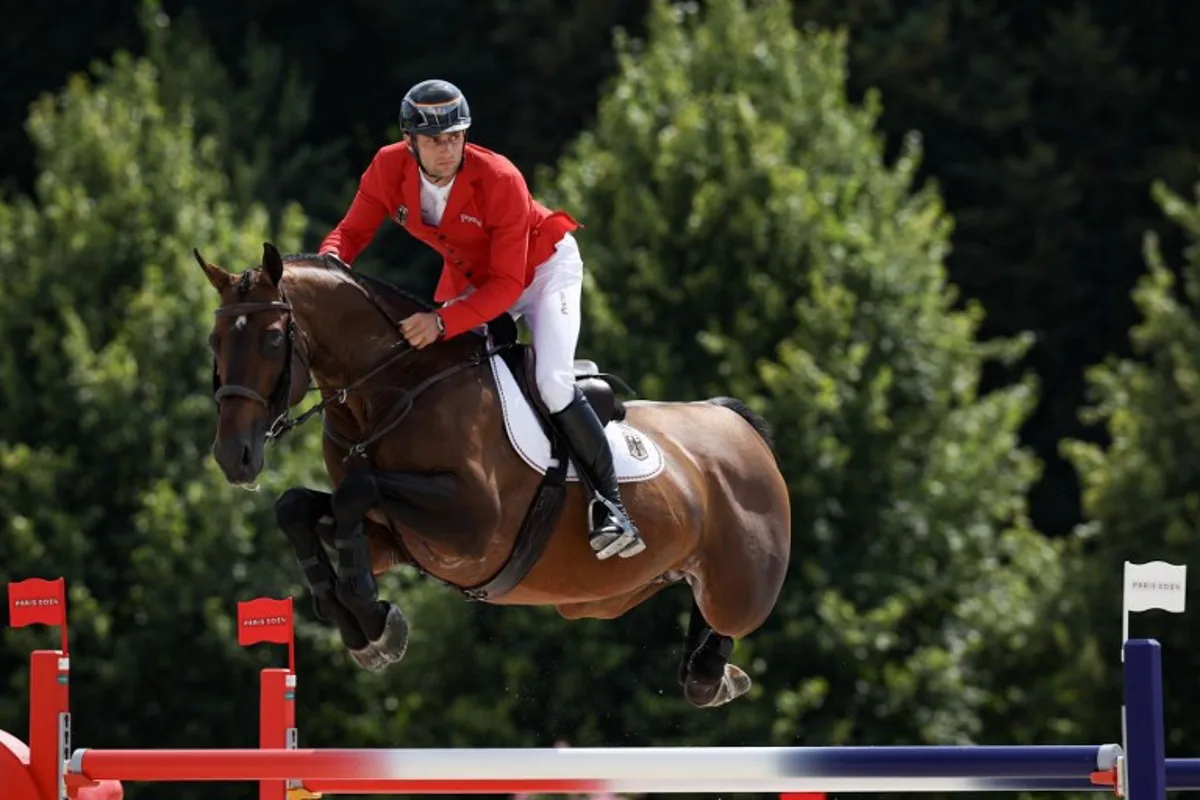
489,354,665,483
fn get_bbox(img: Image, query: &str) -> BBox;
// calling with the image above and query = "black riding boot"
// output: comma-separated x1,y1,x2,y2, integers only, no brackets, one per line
550,387,646,560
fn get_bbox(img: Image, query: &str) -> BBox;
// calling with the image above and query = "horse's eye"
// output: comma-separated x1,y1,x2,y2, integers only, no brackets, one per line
262,330,285,354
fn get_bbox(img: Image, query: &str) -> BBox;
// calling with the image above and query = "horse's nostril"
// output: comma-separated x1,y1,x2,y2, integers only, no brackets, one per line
241,443,253,466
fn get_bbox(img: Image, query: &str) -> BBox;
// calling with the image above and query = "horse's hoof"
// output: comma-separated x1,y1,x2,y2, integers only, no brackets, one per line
349,605,409,671
685,664,752,708
349,641,387,671
375,604,410,664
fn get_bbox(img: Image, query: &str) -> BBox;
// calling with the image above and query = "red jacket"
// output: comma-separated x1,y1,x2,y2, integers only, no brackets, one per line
319,141,580,339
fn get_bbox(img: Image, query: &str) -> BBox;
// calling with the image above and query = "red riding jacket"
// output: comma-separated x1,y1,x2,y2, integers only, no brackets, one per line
318,141,580,339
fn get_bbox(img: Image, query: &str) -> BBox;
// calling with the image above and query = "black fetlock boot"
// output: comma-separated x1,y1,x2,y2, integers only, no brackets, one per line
550,388,647,560
333,528,388,642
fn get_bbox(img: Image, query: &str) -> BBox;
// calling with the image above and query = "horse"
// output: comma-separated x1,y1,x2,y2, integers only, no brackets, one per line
197,242,791,708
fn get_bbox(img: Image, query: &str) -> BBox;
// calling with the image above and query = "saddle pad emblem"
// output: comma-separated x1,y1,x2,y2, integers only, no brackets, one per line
625,432,649,461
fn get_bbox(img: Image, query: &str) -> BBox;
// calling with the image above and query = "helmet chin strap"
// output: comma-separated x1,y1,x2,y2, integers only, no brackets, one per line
408,132,465,184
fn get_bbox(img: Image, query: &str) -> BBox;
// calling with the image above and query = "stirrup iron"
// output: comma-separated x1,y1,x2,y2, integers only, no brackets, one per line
587,496,646,560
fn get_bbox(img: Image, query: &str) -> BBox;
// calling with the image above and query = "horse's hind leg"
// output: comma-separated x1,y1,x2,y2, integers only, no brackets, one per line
330,469,409,671
679,523,787,708
678,598,752,708
274,487,371,652
679,417,790,707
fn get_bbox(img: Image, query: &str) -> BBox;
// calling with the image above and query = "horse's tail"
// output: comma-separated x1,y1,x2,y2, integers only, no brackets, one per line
705,396,777,461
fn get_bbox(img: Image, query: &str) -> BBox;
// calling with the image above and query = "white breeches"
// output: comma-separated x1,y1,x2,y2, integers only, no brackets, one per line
508,232,584,413
449,233,585,413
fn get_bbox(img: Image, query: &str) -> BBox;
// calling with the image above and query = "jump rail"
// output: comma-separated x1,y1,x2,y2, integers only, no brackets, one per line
0,561,1192,800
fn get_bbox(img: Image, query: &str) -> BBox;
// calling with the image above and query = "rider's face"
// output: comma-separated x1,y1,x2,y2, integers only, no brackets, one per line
413,130,466,181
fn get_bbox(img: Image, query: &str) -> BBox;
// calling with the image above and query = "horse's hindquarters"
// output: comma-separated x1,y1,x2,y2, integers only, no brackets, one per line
630,399,792,639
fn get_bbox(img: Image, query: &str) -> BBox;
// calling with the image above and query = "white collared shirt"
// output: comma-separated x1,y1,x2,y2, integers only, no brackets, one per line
419,171,455,226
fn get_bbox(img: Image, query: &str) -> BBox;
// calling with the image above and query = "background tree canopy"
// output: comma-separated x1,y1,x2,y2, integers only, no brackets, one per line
3,0,1196,799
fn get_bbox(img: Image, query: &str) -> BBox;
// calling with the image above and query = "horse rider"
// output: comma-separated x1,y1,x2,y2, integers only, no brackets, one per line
317,78,646,561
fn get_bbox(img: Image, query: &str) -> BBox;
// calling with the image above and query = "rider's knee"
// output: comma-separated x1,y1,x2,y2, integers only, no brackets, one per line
536,366,576,414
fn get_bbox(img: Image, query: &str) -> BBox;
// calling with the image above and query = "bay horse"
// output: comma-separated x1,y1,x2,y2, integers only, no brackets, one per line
197,242,791,708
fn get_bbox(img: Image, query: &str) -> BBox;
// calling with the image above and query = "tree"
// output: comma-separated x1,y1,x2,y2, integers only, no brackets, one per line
538,0,1080,747
0,35,329,800
137,0,348,238
1061,171,1200,754
788,1,1200,541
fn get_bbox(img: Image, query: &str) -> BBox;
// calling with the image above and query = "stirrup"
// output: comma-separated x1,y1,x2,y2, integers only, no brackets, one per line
590,527,646,560
587,497,646,560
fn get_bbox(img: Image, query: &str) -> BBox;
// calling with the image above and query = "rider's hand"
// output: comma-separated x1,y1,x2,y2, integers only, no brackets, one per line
320,249,350,270
400,312,445,349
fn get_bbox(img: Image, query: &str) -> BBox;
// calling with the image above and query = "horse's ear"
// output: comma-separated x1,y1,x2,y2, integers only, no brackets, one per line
262,242,284,286
194,248,232,292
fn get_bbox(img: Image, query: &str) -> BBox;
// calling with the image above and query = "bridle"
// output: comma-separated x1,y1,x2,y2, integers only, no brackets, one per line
210,266,511,461
211,285,300,440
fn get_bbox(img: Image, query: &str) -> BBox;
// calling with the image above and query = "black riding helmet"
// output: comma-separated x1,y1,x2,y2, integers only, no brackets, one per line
399,79,472,137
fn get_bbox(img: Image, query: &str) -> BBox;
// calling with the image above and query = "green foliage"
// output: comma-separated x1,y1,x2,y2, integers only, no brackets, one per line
541,0,1078,749
135,0,346,233
0,36,326,800
1062,172,1200,753
789,1,1200,538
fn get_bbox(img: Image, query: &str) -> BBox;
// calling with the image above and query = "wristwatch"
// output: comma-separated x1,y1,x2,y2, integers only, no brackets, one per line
434,312,446,338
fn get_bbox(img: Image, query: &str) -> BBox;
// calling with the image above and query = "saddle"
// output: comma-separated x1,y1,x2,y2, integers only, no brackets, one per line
482,313,629,432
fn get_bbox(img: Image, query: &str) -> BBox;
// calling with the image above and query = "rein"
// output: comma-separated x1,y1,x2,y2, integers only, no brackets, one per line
212,267,510,462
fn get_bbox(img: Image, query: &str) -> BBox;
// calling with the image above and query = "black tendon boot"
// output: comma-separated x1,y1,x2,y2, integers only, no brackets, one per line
550,387,646,559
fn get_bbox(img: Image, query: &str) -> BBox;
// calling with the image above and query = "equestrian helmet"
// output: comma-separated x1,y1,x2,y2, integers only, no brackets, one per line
399,79,471,136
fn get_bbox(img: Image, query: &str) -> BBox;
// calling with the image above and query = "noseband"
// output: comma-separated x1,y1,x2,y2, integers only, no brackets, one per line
211,293,298,438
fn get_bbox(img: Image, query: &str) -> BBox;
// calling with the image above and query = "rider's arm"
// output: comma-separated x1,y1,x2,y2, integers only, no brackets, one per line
436,170,530,339
319,154,392,265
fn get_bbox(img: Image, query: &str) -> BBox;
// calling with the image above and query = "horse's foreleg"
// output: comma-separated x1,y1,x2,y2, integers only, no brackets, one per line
371,468,486,552
330,469,409,671
274,487,372,651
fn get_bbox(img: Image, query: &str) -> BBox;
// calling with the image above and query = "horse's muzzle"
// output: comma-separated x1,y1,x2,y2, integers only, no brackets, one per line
212,432,265,484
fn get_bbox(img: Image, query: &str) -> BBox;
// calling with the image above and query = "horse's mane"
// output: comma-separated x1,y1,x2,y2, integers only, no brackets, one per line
280,251,437,313
277,251,510,350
